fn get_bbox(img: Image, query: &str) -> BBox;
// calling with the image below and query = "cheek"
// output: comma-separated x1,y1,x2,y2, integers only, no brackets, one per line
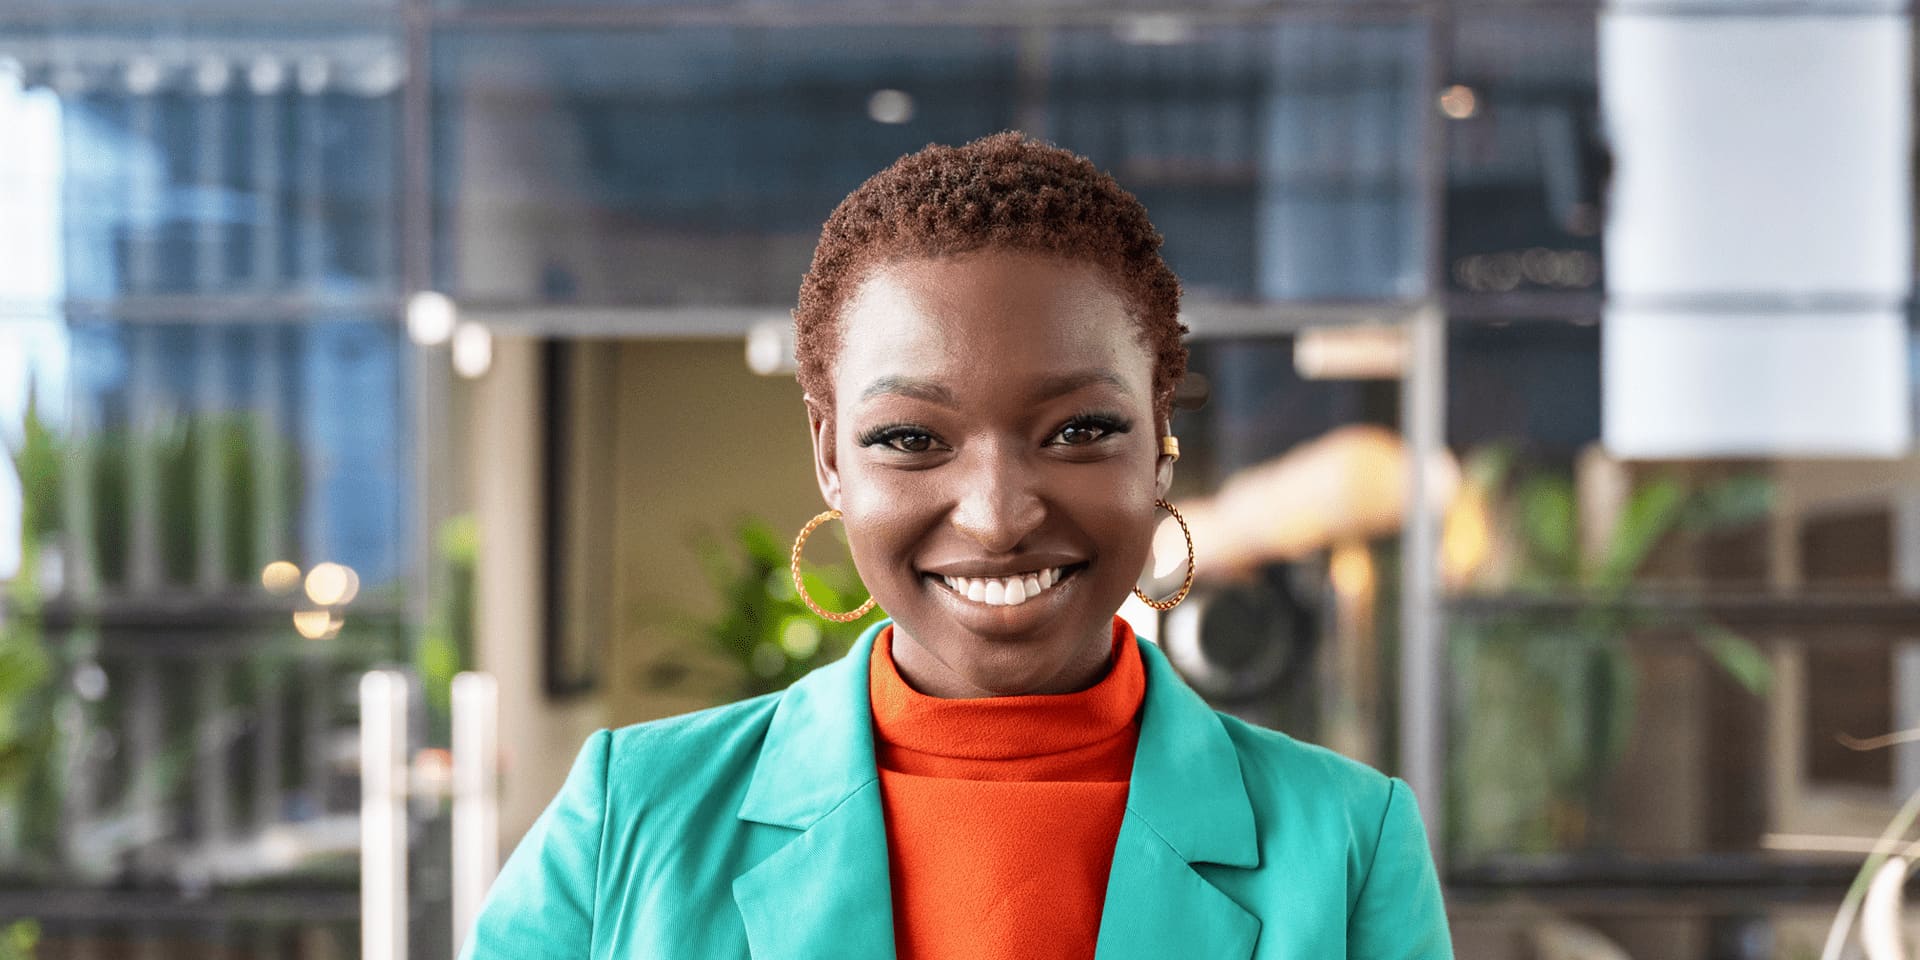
832,457,940,571
1073,468,1161,568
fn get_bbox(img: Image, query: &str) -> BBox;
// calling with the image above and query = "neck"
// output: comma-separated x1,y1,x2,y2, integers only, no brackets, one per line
886,621,1117,698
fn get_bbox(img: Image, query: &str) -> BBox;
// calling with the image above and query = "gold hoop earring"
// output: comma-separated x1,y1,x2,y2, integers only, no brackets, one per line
1133,498,1195,612
791,509,877,623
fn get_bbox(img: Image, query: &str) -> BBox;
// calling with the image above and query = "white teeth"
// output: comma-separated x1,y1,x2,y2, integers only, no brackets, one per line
1005,579,1027,604
939,567,1068,606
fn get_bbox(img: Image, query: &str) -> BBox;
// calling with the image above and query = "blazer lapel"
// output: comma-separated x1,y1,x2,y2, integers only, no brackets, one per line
1094,635,1262,960
731,621,1261,960
733,620,897,960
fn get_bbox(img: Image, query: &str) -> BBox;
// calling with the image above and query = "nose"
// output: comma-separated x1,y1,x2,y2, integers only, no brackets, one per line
949,447,1046,554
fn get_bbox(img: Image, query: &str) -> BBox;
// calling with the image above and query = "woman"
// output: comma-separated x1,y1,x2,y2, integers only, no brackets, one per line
462,132,1452,960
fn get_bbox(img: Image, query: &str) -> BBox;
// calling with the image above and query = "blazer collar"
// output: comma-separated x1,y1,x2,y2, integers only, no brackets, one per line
732,620,894,960
1126,624,1260,868
735,619,888,830
1097,620,1262,959
733,617,1260,960
739,616,1257,854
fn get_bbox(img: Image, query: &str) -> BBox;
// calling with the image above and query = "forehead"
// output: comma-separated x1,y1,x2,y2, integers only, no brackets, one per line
833,251,1152,407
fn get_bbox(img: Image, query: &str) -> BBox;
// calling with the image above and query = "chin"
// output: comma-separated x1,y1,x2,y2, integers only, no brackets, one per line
954,639,1086,693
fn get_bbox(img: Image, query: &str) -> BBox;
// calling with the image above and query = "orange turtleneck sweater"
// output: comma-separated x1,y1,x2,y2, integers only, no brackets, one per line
867,618,1145,960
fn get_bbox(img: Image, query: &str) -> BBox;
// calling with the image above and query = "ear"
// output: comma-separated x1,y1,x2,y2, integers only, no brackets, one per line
1154,449,1176,500
1153,421,1176,500
806,395,843,511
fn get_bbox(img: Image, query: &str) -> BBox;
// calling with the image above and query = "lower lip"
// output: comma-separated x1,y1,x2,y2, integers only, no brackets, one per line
922,565,1085,627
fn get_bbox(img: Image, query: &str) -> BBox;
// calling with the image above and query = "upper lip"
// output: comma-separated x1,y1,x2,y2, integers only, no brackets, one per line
920,554,1087,579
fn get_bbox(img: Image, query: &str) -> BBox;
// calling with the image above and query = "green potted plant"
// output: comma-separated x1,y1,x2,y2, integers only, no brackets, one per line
1447,445,1774,859
1,386,62,872
692,517,882,697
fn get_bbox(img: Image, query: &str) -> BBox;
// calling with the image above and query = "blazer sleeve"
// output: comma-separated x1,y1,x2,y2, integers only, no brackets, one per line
459,729,611,960
1348,778,1453,960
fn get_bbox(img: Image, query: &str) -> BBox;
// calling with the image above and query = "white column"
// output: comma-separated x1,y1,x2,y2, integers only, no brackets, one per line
452,671,501,954
359,670,409,960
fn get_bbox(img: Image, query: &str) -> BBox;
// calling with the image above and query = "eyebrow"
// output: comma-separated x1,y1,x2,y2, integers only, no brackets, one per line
859,375,956,405
1028,369,1127,402
857,368,1128,407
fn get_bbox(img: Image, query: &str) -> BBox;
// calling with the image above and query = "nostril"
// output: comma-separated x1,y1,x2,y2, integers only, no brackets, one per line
950,500,1047,552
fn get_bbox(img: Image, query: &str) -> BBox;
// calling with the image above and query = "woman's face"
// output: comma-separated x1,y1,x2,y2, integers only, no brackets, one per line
809,249,1173,698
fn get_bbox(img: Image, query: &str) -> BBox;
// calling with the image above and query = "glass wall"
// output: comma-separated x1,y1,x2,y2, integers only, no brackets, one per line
430,20,1427,308
0,13,422,959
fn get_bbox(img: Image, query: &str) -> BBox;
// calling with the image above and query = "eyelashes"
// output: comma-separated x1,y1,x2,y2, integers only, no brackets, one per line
1054,412,1131,446
857,423,940,453
855,412,1133,455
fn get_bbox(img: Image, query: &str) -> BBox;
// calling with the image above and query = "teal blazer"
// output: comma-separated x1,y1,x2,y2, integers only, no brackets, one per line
461,619,1453,959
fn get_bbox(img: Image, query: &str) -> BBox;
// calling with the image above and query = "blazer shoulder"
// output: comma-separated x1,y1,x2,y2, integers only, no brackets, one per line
1214,711,1399,827
601,690,784,805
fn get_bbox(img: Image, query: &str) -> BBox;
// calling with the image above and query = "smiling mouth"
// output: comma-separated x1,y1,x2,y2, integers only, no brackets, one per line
927,564,1084,607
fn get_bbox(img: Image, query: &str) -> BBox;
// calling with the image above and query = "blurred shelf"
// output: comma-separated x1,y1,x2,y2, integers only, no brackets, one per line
36,593,405,626
1445,289,1602,323
2,595,412,658
1447,854,1861,913
1446,589,1920,631
0,882,360,925
48,294,405,324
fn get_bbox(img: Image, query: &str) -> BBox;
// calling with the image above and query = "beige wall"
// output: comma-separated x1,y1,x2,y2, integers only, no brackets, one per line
453,60,830,840
469,335,828,842
608,339,827,725
469,335,606,844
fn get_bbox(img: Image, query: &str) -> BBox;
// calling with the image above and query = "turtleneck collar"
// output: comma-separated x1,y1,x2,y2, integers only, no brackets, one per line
868,617,1146,766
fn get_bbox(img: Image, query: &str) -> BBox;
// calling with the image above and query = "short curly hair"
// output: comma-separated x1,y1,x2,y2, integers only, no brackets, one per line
795,131,1187,425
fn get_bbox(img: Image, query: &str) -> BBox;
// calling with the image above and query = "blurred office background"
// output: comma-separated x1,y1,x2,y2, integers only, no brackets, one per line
1,0,1917,957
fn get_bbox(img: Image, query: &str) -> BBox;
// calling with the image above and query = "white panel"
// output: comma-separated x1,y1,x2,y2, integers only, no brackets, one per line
1600,14,1910,297
452,671,501,955
1600,11,1912,457
1118,593,1161,646
1603,308,1909,458
0,85,62,303
360,671,409,960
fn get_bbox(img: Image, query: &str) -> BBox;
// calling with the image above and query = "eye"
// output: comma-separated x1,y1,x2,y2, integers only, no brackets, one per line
1055,423,1108,445
1049,414,1131,447
857,423,946,455
887,432,936,453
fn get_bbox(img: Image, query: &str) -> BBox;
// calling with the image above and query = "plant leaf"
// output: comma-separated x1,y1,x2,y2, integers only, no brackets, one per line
1518,474,1578,580
1592,474,1686,589
1697,624,1773,696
